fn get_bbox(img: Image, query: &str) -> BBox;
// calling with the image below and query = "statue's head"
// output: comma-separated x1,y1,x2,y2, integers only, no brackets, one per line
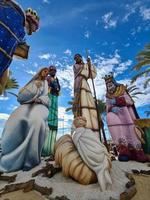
49,65,57,77
74,53,83,64
103,72,119,94
25,8,40,35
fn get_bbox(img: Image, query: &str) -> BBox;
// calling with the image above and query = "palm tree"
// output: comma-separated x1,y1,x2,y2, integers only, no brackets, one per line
97,99,106,115
131,44,150,88
2,71,19,96
66,98,106,115
65,97,74,112
5,78,19,91
126,84,144,99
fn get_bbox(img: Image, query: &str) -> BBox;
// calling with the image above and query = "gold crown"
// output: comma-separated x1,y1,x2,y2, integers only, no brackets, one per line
25,8,40,22
103,72,114,83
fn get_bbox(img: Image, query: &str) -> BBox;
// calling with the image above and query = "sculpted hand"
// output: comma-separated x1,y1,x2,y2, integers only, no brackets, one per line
87,57,91,62
111,107,122,114
87,57,91,66
34,98,42,103
110,98,116,105
35,80,42,88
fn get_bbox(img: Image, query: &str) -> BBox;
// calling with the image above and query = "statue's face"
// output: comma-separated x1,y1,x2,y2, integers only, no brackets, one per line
49,69,56,77
25,20,37,35
41,69,49,78
74,55,82,64
107,81,116,93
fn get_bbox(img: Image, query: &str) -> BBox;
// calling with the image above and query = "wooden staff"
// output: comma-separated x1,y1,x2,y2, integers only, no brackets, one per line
86,49,109,151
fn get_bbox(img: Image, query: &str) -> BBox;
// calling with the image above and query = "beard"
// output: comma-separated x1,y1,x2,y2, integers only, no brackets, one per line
107,86,116,94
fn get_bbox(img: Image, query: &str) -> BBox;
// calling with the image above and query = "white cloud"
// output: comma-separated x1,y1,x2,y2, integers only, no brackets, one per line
58,106,73,121
124,43,130,47
64,49,72,56
87,51,133,100
57,106,73,136
39,53,56,60
96,19,100,26
117,78,150,108
7,104,18,111
33,62,38,68
57,65,74,93
0,96,9,101
39,53,50,60
55,51,133,100
140,7,150,20
117,60,132,74
123,2,141,22
0,113,9,120
43,0,50,4
25,70,36,76
84,31,91,39
102,41,108,46
41,3,101,27
102,12,117,29
123,2,150,23
131,26,142,36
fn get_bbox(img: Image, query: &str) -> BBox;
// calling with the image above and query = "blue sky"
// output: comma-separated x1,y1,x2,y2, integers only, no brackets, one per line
0,0,150,138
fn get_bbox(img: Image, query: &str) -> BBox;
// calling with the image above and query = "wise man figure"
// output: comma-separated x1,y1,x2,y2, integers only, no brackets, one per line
105,73,147,162
0,0,40,94
42,65,60,157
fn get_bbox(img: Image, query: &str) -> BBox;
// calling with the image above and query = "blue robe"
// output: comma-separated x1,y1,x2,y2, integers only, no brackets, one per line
0,0,25,77
0,80,50,172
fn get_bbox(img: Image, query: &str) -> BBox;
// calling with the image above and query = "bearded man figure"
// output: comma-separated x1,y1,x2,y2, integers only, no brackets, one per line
73,53,102,136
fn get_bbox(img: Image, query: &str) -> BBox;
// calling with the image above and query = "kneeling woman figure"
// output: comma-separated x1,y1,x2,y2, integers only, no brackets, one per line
0,68,50,172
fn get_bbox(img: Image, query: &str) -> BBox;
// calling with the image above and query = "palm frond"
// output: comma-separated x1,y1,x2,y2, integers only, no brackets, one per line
131,92,144,96
7,91,18,97
67,101,74,105
5,78,19,90
145,44,150,49
127,85,139,93
144,78,150,89
131,68,150,83
97,100,106,114
126,85,137,90
65,107,73,112
136,43,150,60
127,84,144,99
137,51,150,60
133,60,150,71
130,95,139,99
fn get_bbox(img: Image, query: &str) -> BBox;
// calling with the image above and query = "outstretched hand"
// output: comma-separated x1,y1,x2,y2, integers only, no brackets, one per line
87,57,91,63
34,98,42,103
111,107,122,114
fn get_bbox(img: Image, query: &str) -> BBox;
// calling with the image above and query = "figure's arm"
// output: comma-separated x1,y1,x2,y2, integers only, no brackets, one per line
106,98,116,112
56,77,61,94
87,58,97,79
115,92,134,107
106,98,123,114
47,76,60,95
35,81,50,108
17,80,41,104
123,92,134,106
